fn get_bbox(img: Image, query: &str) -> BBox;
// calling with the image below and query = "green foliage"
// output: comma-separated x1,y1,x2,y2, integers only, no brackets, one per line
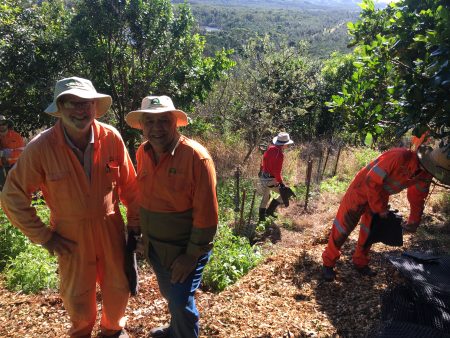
319,176,350,194
0,213,29,270
354,147,380,168
4,244,58,293
183,117,215,138
329,0,450,143
188,3,358,58
288,182,307,203
318,52,356,138
0,0,234,145
1,200,58,293
196,36,322,161
217,177,258,224
202,224,263,292
0,0,73,136
70,0,234,148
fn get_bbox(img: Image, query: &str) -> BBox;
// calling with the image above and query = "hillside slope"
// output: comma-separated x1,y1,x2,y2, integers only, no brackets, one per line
1,188,448,337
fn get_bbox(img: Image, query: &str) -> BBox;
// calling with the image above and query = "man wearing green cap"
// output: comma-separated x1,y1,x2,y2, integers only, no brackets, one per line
1,77,139,338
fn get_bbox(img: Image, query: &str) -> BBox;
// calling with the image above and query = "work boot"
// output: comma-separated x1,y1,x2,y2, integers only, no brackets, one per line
266,199,281,218
322,265,336,282
148,324,170,338
354,265,377,277
258,208,266,222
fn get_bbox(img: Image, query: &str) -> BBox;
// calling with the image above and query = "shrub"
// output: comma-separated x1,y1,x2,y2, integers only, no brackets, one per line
4,244,58,293
1,200,57,293
354,147,380,169
217,177,260,224
0,213,30,271
320,176,350,194
203,224,263,292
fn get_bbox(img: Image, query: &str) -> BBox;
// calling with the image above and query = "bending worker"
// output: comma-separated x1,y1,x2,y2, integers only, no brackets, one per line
0,115,25,190
126,95,218,338
259,132,294,221
1,77,139,338
321,143,450,282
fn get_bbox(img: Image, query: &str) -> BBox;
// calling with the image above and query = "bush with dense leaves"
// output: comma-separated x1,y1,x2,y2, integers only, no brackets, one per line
202,224,264,292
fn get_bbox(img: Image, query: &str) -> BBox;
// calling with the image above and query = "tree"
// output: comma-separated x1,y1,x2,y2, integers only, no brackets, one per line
0,0,74,136
195,36,321,162
328,0,450,145
69,0,234,151
316,52,356,140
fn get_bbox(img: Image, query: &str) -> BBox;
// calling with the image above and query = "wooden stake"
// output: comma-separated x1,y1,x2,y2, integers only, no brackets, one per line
305,159,313,210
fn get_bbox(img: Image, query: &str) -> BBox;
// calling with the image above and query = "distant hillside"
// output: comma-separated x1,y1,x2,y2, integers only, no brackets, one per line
173,1,359,58
173,0,369,10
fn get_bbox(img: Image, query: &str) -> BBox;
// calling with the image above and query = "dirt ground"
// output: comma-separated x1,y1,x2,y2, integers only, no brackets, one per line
0,188,448,338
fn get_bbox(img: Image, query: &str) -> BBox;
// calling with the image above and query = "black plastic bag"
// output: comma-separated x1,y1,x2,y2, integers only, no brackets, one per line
364,211,403,249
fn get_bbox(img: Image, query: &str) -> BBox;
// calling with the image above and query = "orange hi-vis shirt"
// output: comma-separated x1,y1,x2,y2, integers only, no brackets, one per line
136,135,218,230
349,148,432,224
0,129,25,166
1,119,139,245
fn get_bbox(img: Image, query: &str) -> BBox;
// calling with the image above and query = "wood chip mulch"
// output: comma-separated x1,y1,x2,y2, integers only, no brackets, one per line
0,190,448,337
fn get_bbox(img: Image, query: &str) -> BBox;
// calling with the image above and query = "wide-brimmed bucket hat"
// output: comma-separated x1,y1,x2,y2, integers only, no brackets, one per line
273,132,294,146
45,77,112,118
417,143,450,185
125,95,188,129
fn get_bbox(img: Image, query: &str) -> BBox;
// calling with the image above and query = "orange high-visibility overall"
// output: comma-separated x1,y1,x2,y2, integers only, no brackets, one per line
0,129,25,166
1,120,139,337
322,148,432,268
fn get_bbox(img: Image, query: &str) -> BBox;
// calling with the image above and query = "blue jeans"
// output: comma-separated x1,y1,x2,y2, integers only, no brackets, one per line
148,248,210,338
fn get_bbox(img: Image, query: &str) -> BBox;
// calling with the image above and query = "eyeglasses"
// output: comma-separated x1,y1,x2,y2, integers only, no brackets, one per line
61,100,95,110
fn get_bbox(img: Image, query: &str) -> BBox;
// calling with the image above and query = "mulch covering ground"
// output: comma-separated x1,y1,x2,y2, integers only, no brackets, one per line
0,190,448,337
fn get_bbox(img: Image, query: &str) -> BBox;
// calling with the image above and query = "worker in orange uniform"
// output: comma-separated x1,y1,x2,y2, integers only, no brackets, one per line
0,115,25,190
258,132,294,221
126,95,218,338
321,144,450,282
1,77,139,338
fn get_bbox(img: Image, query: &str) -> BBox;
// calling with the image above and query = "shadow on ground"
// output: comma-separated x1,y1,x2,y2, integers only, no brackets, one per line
291,238,388,337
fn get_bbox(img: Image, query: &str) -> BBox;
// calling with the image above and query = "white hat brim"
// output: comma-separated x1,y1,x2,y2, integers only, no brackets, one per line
125,109,188,129
44,89,112,118
273,137,294,146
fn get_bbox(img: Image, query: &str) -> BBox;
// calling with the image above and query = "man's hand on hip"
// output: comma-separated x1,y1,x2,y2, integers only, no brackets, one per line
42,232,77,256
170,253,197,284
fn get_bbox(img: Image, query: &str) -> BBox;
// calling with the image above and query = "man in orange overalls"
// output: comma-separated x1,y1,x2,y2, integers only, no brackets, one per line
126,96,218,338
0,115,25,190
1,77,139,337
321,144,449,282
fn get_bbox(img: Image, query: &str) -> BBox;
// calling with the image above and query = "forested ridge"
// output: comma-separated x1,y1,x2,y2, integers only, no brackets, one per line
173,0,366,10
191,4,357,57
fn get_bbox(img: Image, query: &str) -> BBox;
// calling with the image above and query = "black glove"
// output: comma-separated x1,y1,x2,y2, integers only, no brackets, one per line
124,231,139,296
279,185,296,207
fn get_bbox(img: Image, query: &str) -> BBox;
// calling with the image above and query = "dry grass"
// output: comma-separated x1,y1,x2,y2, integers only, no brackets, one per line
197,137,261,179
429,190,450,225
199,136,374,190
